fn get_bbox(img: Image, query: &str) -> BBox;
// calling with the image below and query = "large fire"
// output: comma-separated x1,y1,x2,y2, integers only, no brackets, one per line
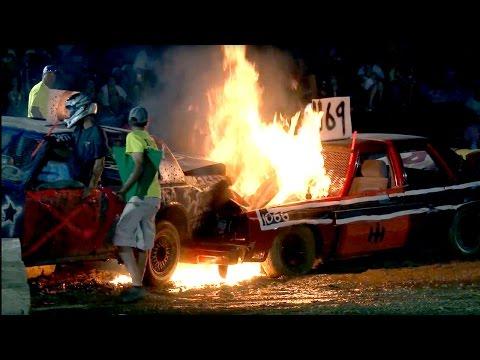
111,45,330,290
207,45,331,208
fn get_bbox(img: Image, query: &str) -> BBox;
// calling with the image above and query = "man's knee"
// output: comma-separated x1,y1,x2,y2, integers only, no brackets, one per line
118,246,133,254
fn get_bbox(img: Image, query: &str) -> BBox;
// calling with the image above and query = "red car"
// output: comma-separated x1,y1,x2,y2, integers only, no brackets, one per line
211,133,480,277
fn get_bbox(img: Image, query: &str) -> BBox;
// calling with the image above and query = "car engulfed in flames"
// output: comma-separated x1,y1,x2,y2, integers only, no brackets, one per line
179,45,480,285
207,45,332,209
111,44,339,289
164,45,348,287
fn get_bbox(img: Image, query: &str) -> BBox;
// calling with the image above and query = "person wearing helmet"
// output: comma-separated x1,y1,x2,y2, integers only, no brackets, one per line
28,65,58,119
64,92,108,198
112,106,161,303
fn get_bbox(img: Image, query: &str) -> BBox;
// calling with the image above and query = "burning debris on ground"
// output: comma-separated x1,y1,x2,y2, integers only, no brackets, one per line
27,257,480,315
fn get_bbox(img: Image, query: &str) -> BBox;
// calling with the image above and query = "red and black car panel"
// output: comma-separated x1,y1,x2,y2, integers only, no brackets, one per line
1,117,233,269
220,134,480,268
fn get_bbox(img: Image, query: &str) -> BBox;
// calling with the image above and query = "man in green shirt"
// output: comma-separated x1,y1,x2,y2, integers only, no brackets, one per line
113,106,162,302
28,65,57,119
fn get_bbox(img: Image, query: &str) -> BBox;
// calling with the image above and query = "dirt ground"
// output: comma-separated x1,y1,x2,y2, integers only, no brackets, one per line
28,249,480,315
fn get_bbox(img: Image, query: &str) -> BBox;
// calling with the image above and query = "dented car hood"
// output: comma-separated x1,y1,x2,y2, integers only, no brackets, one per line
172,153,226,177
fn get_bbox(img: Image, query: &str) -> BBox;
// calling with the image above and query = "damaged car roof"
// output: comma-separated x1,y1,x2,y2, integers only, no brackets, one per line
2,116,129,135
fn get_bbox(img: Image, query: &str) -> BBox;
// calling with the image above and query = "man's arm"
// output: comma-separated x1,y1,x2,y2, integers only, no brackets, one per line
89,157,105,188
82,157,105,198
117,152,144,199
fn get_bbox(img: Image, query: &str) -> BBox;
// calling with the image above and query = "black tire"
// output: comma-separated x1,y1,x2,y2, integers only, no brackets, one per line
144,220,181,287
261,226,316,278
449,204,480,258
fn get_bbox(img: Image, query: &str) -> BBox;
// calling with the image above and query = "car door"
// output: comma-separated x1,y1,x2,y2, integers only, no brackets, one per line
389,140,457,249
21,137,109,262
334,141,410,258
2,128,46,240
23,187,106,262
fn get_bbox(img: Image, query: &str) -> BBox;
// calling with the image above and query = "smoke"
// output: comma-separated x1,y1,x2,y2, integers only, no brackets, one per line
246,46,303,121
141,46,224,155
141,45,302,156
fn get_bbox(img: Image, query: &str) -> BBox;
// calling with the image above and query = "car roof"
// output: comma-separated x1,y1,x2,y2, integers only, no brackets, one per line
1,116,129,135
323,133,426,149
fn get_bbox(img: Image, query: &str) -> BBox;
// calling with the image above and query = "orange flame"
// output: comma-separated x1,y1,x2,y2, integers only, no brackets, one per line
207,45,330,208
109,264,262,290
110,274,132,286
170,263,263,289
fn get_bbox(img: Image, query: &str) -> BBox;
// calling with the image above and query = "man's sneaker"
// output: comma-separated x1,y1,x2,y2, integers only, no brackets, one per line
120,286,147,303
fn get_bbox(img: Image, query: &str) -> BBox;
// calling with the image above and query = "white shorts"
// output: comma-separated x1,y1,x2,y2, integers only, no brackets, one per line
113,196,161,251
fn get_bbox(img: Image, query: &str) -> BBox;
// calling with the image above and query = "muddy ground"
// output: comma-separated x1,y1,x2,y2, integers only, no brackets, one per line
27,249,480,315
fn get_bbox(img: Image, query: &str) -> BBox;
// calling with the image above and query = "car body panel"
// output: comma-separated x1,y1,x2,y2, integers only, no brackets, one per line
2,116,230,265
222,134,480,264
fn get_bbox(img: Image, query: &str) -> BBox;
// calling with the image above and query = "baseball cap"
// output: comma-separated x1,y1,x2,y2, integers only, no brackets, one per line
128,106,148,125
43,65,58,76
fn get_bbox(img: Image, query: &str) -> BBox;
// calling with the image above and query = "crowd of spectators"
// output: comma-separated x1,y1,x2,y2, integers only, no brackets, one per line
289,43,480,149
2,44,480,149
1,46,157,128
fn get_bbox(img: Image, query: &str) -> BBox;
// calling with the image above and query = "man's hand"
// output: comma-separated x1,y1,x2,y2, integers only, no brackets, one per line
115,190,126,202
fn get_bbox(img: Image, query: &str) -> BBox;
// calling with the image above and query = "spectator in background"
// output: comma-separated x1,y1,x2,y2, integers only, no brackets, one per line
1,49,19,111
28,65,58,119
7,77,26,117
111,67,123,85
386,63,417,110
1,49,19,83
98,76,128,127
358,63,385,111
99,76,127,113
128,83,142,107
134,48,157,89
387,63,402,106
120,64,136,93
23,49,54,92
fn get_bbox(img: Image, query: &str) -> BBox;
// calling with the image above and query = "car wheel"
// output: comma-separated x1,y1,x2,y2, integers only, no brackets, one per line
144,220,180,287
261,226,315,278
449,204,480,258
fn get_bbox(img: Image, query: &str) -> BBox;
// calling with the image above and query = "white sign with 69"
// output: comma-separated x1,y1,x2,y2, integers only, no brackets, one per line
312,97,352,141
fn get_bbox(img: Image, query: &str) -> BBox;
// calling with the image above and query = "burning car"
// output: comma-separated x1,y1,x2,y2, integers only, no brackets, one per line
186,46,480,278
1,116,240,286
3,45,479,286
214,131,480,278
